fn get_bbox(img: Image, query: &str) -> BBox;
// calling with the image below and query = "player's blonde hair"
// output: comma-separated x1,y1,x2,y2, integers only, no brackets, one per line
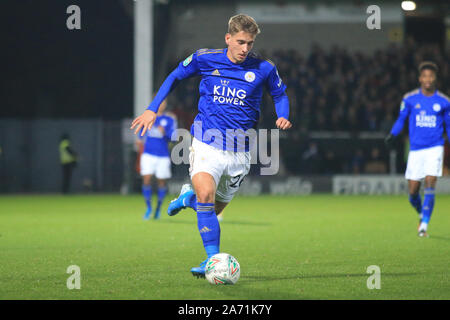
228,14,260,36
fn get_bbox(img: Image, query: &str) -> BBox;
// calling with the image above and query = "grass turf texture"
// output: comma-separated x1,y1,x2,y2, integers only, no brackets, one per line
0,194,449,300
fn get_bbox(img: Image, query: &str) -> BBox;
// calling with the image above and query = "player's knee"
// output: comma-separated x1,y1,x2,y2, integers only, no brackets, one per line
142,175,152,185
157,179,166,188
196,189,215,204
408,183,420,195
424,176,437,189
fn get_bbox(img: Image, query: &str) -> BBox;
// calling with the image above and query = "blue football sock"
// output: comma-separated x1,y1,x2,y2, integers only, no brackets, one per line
408,193,422,214
196,202,220,258
142,185,152,210
186,193,197,211
157,186,168,209
421,188,435,224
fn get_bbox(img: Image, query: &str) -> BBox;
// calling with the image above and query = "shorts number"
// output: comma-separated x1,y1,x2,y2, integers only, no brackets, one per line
229,174,245,188
188,146,194,173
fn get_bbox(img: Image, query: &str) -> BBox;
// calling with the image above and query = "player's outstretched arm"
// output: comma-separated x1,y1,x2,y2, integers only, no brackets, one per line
130,52,200,136
131,110,157,136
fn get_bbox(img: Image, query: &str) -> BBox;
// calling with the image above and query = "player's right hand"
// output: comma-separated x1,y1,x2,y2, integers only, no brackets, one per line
130,110,157,136
275,117,292,130
384,134,395,148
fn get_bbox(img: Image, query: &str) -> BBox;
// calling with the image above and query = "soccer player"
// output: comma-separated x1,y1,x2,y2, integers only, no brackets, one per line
136,98,177,220
385,61,450,237
131,14,292,277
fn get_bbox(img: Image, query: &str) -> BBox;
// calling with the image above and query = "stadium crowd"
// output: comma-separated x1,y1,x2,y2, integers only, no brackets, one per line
167,39,450,175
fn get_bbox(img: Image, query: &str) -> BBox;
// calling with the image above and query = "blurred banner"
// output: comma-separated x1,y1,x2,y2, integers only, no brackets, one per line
334,175,450,195
165,176,450,196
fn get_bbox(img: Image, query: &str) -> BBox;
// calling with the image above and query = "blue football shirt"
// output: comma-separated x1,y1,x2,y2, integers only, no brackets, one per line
149,48,289,151
391,89,450,151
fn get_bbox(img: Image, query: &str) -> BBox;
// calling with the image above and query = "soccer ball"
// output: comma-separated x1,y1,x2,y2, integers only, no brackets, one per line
205,253,240,285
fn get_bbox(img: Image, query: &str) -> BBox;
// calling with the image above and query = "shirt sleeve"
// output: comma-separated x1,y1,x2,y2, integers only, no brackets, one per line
265,65,289,119
390,98,411,136
445,100,450,135
147,52,201,113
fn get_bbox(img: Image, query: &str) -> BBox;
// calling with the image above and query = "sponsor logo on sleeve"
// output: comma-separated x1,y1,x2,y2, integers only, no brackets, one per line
276,69,282,87
183,54,193,67
400,101,406,111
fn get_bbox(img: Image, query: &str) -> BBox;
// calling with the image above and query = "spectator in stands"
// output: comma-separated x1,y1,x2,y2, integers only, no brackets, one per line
350,149,365,174
322,150,341,174
301,141,321,174
364,147,387,174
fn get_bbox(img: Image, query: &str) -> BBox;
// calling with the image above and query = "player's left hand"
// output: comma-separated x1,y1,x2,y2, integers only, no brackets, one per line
275,117,292,130
131,110,157,136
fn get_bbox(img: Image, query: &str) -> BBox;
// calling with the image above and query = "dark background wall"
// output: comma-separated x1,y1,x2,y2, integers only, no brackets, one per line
0,119,123,193
0,0,133,119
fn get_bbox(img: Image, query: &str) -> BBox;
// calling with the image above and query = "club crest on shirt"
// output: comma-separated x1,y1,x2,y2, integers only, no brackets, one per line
183,54,193,67
245,71,255,82
415,103,421,109
433,103,441,112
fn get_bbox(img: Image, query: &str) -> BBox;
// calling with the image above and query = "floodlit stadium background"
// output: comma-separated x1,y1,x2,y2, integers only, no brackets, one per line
1,0,449,196
1,0,450,301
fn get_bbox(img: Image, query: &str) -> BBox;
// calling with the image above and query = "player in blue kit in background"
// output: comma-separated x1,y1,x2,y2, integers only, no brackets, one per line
136,98,177,220
131,14,292,277
385,61,450,237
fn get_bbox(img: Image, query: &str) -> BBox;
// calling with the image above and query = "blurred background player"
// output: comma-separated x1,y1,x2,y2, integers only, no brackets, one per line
59,133,78,194
131,14,292,277
136,98,177,220
385,61,450,237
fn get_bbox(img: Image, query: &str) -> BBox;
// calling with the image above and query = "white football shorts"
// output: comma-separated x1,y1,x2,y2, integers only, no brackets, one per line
189,138,251,203
405,145,444,181
140,153,172,179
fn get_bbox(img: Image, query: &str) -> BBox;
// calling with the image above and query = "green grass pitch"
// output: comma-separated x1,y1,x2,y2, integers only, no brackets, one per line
0,194,449,300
